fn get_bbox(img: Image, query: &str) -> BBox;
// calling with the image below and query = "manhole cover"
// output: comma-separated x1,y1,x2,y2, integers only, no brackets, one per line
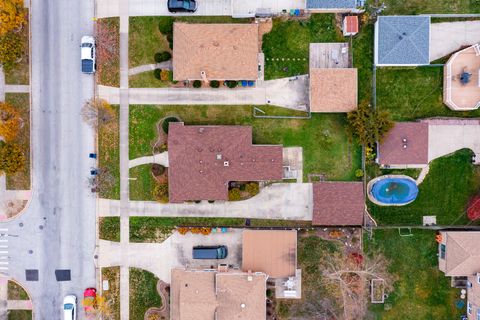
55,269,71,281
25,269,39,281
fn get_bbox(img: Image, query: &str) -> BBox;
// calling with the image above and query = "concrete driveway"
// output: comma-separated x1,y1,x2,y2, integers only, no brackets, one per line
424,119,480,163
97,0,232,18
430,21,480,61
170,229,243,268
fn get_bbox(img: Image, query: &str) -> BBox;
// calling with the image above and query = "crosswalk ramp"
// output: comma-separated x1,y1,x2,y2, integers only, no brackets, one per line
0,229,9,275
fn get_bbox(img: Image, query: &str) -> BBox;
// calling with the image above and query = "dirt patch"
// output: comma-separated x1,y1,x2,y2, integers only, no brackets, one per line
258,18,273,51
314,227,362,254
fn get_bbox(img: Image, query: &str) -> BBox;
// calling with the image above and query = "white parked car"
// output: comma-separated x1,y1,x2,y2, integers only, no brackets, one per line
63,295,77,320
81,35,96,74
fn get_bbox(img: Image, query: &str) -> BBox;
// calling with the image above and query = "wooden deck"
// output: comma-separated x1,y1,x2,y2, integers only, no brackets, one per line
309,43,350,69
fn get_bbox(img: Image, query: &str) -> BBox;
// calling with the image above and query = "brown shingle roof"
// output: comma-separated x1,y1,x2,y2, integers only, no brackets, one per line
378,122,429,166
168,123,283,202
170,268,266,320
309,68,358,112
312,182,365,226
442,232,480,276
242,230,297,278
173,23,259,81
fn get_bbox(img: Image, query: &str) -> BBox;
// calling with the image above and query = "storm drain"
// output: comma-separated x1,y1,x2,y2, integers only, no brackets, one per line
55,269,71,281
25,269,39,281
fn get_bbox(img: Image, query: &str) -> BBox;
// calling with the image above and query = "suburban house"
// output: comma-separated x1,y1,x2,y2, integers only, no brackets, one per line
377,122,429,168
343,15,359,36
438,231,480,320
443,43,480,111
167,123,283,203
309,43,358,112
172,23,260,81
170,268,267,320
242,230,301,298
374,16,430,66
306,0,363,12
312,182,365,225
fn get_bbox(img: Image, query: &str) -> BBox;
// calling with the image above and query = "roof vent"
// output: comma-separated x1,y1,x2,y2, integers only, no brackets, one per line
198,127,205,133
216,154,222,160
247,276,253,281
241,303,246,308
224,161,229,167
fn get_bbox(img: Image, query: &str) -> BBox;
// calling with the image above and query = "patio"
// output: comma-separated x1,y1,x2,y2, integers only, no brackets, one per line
443,44,480,111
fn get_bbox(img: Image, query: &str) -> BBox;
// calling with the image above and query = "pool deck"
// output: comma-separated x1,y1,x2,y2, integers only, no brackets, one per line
367,175,418,207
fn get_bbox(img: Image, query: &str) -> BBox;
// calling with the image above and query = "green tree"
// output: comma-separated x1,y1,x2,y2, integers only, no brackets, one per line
0,142,25,174
0,31,23,72
347,102,393,149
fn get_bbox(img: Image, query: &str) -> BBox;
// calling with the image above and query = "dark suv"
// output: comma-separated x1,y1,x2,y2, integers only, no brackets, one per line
192,246,228,259
167,0,197,13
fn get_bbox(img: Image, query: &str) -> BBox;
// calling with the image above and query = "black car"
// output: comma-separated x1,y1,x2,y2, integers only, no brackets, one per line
167,0,197,13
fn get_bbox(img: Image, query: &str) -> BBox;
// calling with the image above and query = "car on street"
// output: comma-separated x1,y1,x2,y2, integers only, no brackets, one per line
192,245,228,259
63,295,77,320
81,36,96,74
167,0,197,13
83,288,97,313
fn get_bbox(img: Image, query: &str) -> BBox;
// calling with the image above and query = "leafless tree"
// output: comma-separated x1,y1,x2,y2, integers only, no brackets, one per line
81,99,114,129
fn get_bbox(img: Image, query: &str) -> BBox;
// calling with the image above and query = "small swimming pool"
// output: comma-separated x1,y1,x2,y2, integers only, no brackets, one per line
368,175,419,206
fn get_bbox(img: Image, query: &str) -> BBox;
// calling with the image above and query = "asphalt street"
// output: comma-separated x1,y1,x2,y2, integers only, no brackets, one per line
1,0,96,319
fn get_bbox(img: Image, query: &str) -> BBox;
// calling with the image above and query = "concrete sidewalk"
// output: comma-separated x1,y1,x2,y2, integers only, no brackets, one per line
129,152,169,169
430,21,480,61
129,61,172,76
99,183,313,220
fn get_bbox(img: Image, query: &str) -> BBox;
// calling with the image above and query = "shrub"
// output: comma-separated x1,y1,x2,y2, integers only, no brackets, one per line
0,102,20,142
152,182,169,203
153,68,161,80
0,31,23,72
158,17,174,35
166,34,173,50
246,182,259,196
177,227,189,235
0,0,26,36
192,80,202,88
355,169,364,178
209,80,220,88
162,116,180,134
154,51,172,63
151,164,165,177
228,188,241,201
225,80,238,88
0,142,24,174
160,69,171,81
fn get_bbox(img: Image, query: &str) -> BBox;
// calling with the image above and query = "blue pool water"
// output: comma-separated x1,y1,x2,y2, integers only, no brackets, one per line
370,177,419,205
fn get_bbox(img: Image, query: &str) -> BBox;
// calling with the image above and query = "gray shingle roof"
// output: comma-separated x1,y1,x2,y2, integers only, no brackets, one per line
307,0,357,9
377,16,430,65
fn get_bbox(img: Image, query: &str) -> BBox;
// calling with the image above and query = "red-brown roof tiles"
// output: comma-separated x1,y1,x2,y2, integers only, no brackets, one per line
168,123,283,202
312,182,365,226
378,122,429,166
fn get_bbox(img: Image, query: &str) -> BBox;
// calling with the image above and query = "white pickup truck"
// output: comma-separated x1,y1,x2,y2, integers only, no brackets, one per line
81,36,96,74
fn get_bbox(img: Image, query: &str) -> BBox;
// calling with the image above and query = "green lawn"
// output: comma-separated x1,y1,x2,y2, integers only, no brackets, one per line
376,67,480,121
353,23,374,103
129,71,171,88
7,281,29,300
4,10,29,85
129,268,162,320
99,217,120,242
262,14,343,80
98,105,120,199
381,0,480,14
7,310,32,320
5,93,30,190
97,17,120,87
129,105,362,181
102,267,120,320
130,217,312,242
365,229,464,320
129,16,251,68
368,149,480,225
129,164,156,201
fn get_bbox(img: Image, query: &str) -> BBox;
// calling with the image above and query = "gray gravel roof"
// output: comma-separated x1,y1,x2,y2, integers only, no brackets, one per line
306,0,357,9
377,16,430,65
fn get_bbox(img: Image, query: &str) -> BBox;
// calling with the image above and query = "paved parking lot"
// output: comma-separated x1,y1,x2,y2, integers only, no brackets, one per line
170,229,243,268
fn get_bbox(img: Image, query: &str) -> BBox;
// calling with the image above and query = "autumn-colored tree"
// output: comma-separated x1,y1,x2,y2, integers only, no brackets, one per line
81,99,115,129
0,102,21,142
82,294,113,320
153,182,169,203
0,0,26,36
0,31,24,72
347,101,394,149
0,142,25,174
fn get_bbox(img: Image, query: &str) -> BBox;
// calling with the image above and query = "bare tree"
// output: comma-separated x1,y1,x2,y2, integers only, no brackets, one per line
81,99,114,129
